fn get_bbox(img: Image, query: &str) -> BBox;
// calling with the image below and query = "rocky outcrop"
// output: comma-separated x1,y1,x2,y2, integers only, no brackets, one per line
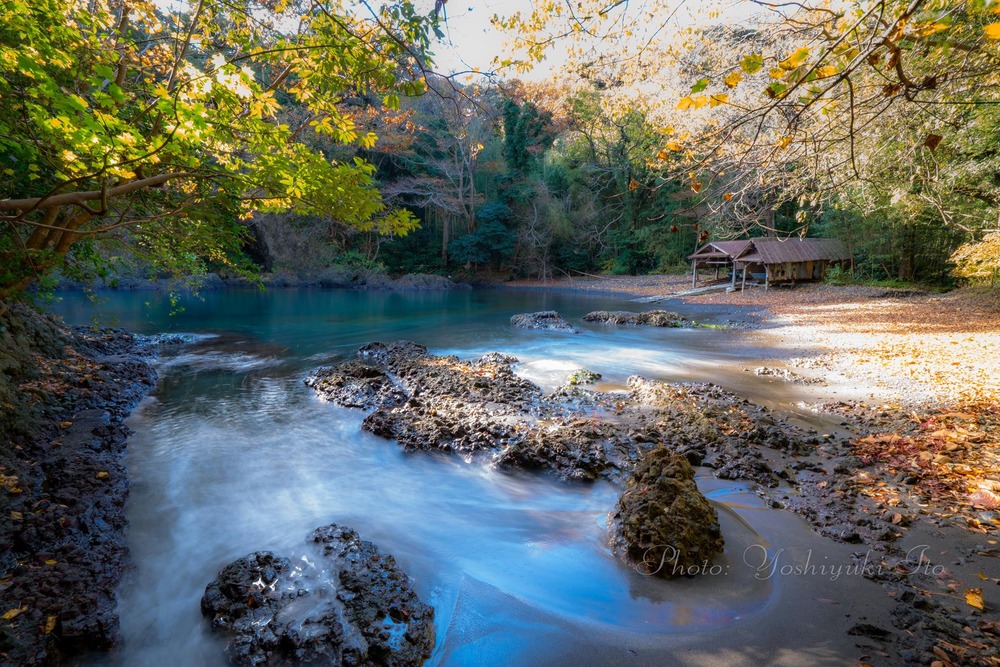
307,342,805,487
0,302,157,664
510,311,578,333
609,449,724,577
582,310,688,327
201,524,435,667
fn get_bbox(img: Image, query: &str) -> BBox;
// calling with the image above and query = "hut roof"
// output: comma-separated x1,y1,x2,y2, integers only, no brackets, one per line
688,240,752,260
736,238,850,265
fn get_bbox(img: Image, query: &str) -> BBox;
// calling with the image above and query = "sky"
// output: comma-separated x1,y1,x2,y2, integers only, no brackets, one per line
428,0,538,78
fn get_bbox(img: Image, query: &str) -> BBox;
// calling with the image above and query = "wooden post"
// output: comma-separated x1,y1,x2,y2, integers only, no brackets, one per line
730,263,737,289
691,260,697,288
764,266,770,292
741,264,748,292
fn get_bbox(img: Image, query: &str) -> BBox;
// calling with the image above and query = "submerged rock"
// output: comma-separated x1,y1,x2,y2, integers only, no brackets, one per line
609,449,724,577
201,524,434,667
582,310,687,327
510,311,578,332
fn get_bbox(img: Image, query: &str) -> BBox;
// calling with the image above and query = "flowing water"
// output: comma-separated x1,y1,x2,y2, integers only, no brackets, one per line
53,288,872,666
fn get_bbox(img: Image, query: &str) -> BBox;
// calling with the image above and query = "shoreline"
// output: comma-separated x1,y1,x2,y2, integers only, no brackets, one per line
0,304,157,665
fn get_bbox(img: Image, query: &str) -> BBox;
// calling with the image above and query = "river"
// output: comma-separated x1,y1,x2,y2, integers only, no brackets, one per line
53,287,876,666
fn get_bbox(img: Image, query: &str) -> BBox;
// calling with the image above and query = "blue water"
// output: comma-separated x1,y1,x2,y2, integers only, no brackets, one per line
53,288,868,666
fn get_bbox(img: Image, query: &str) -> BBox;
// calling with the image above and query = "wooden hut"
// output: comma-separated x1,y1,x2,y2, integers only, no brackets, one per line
734,238,850,291
687,240,752,288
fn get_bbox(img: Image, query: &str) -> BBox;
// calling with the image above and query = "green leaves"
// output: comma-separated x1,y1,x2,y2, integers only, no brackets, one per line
0,0,436,291
740,54,763,75
691,78,709,93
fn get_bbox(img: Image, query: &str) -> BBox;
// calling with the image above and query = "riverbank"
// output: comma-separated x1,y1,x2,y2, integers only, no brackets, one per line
0,302,156,664
506,276,1000,665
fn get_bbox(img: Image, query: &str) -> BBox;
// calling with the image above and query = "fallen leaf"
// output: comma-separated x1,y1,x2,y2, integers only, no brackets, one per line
2,607,27,620
44,615,57,634
965,587,984,611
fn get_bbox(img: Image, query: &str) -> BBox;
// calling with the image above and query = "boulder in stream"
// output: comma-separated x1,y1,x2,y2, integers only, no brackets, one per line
510,311,578,332
609,448,724,577
582,310,687,327
201,524,435,667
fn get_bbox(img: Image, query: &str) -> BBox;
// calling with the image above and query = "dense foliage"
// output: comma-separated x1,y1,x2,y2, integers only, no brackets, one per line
0,0,435,295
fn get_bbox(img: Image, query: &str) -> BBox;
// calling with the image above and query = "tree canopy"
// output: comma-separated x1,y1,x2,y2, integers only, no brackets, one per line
0,0,436,294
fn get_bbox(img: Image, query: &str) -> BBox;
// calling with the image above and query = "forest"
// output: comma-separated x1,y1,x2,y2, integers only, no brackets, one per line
2,0,1000,294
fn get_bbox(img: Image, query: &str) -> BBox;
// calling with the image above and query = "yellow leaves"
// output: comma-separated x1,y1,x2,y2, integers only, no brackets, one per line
779,46,810,70
96,471,109,480
690,181,702,193
777,136,793,149
709,93,728,107
985,22,1000,39
723,71,742,88
44,616,57,634
723,192,733,202
2,607,26,621
769,68,786,80
628,177,640,191
815,66,838,78
913,22,949,38
677,96,709,110
965,587,985,611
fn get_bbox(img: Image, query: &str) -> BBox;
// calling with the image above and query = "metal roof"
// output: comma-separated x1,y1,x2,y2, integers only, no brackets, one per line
736,238,850,265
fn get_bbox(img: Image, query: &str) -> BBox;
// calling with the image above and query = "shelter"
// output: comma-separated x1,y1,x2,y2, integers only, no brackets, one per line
687,240,752,288
687,237,851,291
734,238,850,291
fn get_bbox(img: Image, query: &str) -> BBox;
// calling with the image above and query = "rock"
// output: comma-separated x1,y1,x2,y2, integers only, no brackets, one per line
566,369,601,385
510,311,578,332
752,366,822,385
609,448,724,577
306,346,813,487
582,310,687,327
305,360,406,410
391,273,470,290
201,524,435,667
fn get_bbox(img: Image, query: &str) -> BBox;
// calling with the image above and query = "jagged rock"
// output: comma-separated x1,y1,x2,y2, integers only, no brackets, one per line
305,346,806,487
582,310,687,327
201,524,435,667
305,360,406,410
510,311,578,332
609,449,724,577
475,352,518,366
